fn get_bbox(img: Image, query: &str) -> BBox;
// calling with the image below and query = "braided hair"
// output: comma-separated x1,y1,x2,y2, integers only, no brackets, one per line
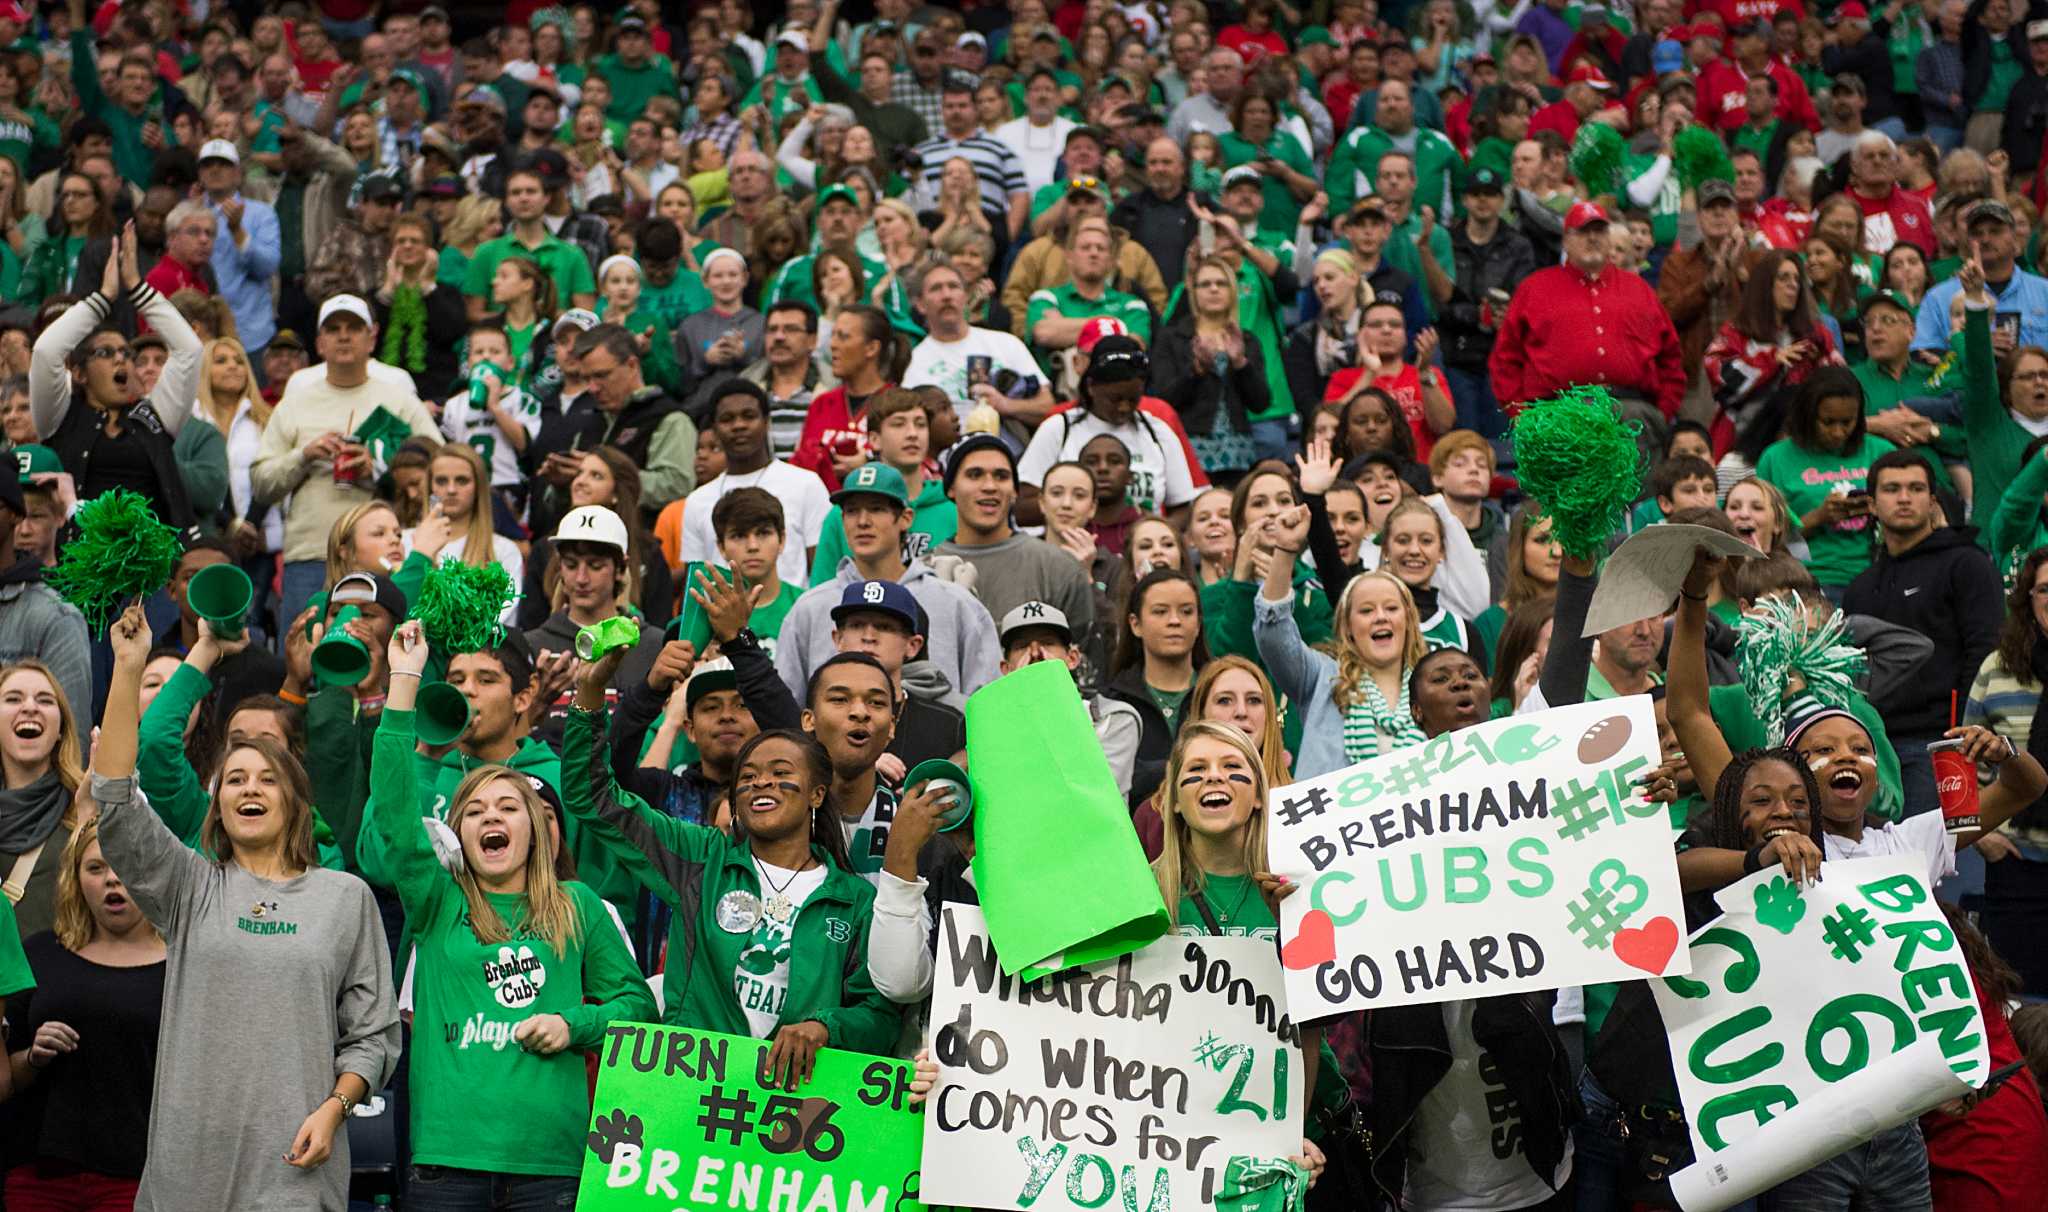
1705,747,1826,853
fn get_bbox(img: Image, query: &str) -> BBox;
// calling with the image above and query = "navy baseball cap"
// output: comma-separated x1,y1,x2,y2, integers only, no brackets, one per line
830,579,926,637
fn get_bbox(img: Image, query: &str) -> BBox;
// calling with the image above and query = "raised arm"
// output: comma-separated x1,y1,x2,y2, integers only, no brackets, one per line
90,605,203,931
1535,555,1597,711
1253,506,1329,705
1668,550,1735,801
367,622,456,921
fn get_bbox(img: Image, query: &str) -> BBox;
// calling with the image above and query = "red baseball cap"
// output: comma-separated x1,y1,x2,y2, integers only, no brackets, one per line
0,1,28,21
1077,317,1133,354
1566,63,1614,89
1565,200,1611,231
1831,1,1870,19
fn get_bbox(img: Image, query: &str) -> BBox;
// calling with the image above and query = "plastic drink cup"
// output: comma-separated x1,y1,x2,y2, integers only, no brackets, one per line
1929,737,1981,834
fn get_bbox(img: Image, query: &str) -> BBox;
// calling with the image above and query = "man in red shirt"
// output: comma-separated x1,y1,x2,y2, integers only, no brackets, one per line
144,200,215,299
1846,130,1934,255
1529,63,1617,142
1489,201,1685,421
1696,19,1820,132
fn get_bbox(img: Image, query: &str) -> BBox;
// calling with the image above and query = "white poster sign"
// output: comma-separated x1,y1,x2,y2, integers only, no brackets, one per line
1652,857,1990,1212
921,903,1305,1211
1269,696,1691,1014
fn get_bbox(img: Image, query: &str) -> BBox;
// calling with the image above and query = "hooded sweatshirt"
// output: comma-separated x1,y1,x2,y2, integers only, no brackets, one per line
0,556,89,728
775,557,1001,709
807,476,958,586
1842,524,2005,738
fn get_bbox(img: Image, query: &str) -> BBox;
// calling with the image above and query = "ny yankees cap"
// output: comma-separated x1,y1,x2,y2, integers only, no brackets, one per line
999,600,1073,644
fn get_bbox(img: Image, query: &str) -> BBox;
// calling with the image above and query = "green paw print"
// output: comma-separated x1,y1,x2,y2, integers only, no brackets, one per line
1753,876,1807,935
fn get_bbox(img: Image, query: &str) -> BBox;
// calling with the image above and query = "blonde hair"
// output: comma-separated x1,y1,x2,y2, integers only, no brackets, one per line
1326,570,1424,711
431,443,498,567
444,193,503,252
1188,656,1289,791
197,337,270,434
325,500,402,586
54,818,158,951
201,737,319,874
1725,474,1795,558
1151,721,1269,911
0,662,85,793
448,765,583,956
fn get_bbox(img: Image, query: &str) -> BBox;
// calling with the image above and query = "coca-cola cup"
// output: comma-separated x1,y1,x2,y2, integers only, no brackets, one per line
1928,737,1981,835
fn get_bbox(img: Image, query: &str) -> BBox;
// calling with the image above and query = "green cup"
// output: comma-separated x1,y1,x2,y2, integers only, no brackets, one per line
415,681,473,746
187,563,254,641
575,615,641,661
311,604,372,687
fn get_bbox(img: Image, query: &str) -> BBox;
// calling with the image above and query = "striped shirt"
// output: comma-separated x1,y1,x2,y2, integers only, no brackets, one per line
911,131,1028,217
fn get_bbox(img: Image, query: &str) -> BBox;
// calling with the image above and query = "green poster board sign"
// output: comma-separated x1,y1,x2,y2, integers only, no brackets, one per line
578,1023,928,1212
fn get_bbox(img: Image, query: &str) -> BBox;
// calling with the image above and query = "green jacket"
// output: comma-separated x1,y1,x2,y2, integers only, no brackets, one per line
1326,124,1463,221
370,709,656,1176
1963,301,2028,555
1990,442,2048,584
561,704,900,1052
175,417,230,535
136,662,344,871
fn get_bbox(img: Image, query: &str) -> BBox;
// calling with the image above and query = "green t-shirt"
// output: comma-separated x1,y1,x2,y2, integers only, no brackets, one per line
0,895,31,994
1755,433,1897,587
595,53,678,123
1026,281,1153,369
808,479,959,585
639,269,714,334
1148,683,1189,732
1732,120,1781,167
1852,357,1963,492
1217,128,1317,240
462,230,597,309
1985,39,2024,113
764,251,891,312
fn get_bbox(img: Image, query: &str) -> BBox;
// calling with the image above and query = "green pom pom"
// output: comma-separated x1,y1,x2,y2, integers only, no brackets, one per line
410,561,517,655
1736,593,1868,744
1569,121,1626,198
1674,125,1735,191
45,490,183,636
1509,386,1646,560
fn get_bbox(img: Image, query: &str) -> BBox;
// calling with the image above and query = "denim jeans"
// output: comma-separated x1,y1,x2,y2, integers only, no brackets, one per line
1926,123,1964,153
276,558,328,652
1250,416,1297,464
1575,1071,1760,1212
1890,733,1938,821
1443,364,1509,439
1762,1120,1931,1210
404,1166,578,1211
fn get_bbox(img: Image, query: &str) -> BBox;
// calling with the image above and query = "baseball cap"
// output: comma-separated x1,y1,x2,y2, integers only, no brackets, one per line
1564,200,1611,231
999,600,1074,645
459,85,507,113
1829,1,1870,21
197,139,239,165
616,14,649,34
359,172,405,202
816,183,860,210
1464,166,1505,194
1968,198,2016,228
1730,16,1769,37
1831,72,1865,95
420,4,450,20
1066,175,1111,199
1348,195,1389,221
831,579,923,633
1652,40,1685,74
776,29,809,51
422,175,465,199
1566,63,1613,89
2030,17,2048,38
553,307,600,337
330,571,408,623
1860,289,1916,320
1580,3,1610,20
957,31,988,49
318,295,374,327
1298,25,1338,47
525,147,572,187
269,328,305,352
12,444,60,482
1086,334,1148,382
554,505,630,553
1076,316,1131,354
1065,124,1108,147
684,656,738,711
1697,178,1736,206
943,433,1017,493
832,461,911,507
1221,164,1263,191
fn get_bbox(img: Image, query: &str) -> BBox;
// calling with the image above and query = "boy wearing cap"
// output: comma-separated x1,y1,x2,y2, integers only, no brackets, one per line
674,487,803,656
197,140,282,356
810,394,958,583
524,504,669,731
826,578,964,768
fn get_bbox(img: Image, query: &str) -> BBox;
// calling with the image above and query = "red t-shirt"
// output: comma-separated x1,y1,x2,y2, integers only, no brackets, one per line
1849,184,1935,255
1217,26,1289,65
1920,987,2048,1212
1321,363,1450,460
144,256,209,298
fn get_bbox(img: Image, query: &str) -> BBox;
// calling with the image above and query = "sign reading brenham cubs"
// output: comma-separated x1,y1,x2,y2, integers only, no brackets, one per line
578,1023,926,1212
1651,857,1990,1212
921,903,1304,1211
1269,696,1691,1013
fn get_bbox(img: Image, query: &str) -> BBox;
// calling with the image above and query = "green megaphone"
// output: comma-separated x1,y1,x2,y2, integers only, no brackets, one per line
311,604,372,687
415,680,472,746
187,563,254,641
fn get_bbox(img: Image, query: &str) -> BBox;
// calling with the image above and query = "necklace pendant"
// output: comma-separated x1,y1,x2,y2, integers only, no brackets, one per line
763,893,794,924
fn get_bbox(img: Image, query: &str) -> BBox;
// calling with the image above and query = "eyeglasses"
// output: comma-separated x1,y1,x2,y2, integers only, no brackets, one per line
2014,369,2048,382
86,345,129,362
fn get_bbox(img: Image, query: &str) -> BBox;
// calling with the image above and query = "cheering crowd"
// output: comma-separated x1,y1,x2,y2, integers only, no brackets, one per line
11,0,2048,1207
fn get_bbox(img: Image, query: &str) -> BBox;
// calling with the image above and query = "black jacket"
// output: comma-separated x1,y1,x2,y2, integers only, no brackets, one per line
1147,307,1269,443
1842,524,2003,738
1363,993,1580,1205
1964,0,2043,109
2005,71,2048,174
47,395,199,538
1102,664,1177,808
1442,220,1538,371
1822,23,1901,127
1109,187,1208,292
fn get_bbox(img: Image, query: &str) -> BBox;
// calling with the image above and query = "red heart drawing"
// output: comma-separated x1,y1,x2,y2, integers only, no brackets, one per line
1281,909,1337,970
1613,916,1679,975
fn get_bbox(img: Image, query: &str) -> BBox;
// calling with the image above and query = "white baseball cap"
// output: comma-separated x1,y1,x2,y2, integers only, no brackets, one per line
554,505,629,553
317,295,373,327
198,139,239,165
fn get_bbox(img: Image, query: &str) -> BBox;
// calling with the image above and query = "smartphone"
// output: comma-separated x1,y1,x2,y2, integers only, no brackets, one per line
1977,1058,2028,1099
966,354,992,389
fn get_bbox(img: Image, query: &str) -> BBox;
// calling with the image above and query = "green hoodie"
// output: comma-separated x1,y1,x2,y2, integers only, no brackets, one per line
136,663,345,872
1991,447,2048,585
561,704,900,1052
370,709,656,1176
807,476,960,586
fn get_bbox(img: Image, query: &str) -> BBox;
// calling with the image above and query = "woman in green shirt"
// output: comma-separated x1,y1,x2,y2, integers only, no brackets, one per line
1756,367,1895,594
376,622,656,1199
1218,92,1317,242
18,171,110,306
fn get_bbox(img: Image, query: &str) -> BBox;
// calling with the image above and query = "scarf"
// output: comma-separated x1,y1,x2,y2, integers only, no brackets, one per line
378,283,429,373
1342,676,1425,765
1313,310,1360,376
0,771,69,856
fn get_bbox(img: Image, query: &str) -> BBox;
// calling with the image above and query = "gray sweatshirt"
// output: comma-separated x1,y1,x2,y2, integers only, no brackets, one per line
934,533,1097,652
92,772,401,1212
0,560,90,726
